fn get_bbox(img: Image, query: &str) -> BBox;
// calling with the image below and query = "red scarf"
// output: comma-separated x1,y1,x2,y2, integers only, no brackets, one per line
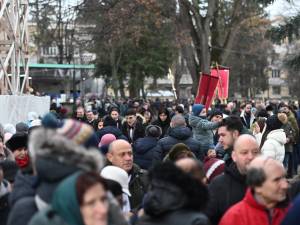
15,154,30,168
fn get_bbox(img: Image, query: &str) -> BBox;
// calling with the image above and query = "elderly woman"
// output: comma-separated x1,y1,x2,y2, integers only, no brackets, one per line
29,172,127,225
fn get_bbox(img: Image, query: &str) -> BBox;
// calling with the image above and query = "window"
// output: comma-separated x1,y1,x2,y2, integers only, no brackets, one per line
272,86,281,95
272,69,280,78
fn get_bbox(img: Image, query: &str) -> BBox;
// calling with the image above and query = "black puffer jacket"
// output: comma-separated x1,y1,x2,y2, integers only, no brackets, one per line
205,160,247,225
96,126,128,142
133,137,158,170
153,127,204,161
137,163,209,225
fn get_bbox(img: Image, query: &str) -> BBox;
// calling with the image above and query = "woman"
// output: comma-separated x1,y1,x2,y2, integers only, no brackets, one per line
260,114,287,163
29,172,127,225
5,132,32,173
152,108,171,138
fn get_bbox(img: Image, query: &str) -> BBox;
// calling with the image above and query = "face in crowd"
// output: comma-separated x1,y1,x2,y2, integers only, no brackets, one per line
126,114,137,127
77,107,85,118
218,126,239,150
232,135,260,175
86,111,94,122
110,110,119,121
159,112,168,122
245,104,252,114
106,140,133,172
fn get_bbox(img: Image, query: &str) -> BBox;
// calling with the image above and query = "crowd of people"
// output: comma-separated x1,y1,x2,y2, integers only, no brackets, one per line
1,97,300,225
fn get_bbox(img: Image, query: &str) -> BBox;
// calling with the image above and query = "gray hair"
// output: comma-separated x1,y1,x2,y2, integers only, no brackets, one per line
171,115,186,128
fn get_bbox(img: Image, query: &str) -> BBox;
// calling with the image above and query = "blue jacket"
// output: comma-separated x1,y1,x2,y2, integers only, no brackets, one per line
133,137,158,170
153,126,204,161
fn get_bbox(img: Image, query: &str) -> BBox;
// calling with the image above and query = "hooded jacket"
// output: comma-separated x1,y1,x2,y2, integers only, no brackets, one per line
261,129,286,163
152,126,204,161
133,137,158,170
189,114,219,149
29,172,128,225
137,163,209,225
7,127,104,225
205,161,247,225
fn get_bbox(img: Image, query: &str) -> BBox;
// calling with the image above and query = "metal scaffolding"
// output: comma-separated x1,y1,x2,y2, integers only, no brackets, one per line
0,0,29,95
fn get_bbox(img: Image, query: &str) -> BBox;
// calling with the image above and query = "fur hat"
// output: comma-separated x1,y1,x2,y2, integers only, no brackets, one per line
164,143,195,162
192,104,205,116
146,162,208,213
5,132,28,152
145,125,162,138
266,114,283,131
29,128,104,172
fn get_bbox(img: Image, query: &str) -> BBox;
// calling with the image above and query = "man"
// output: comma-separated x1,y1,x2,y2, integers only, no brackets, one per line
219,156,289,225
240,103,255,129
122,108,145,144
153,115,204,161
85,110,98,131
217,115,248,161
206,134,260,225
74,106,87,122
106,139,148,209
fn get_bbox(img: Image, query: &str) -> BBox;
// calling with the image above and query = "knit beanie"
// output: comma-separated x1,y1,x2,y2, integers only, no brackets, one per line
204,157,225,183
208,110,223,120
5,132,28,152
145,125,162,138
266,114,283,131
192,104,205,116
99,134,116,147
164,143,195,162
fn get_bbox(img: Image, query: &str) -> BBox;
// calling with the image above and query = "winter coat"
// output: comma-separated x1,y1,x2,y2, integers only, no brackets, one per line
133,137,158,170
240,110,255,129
137,162,209,225
189,115,219,151
281,193,300,225
8,127,104,225
0,180,10,225
122,121,145,144
261,129,286,163
205,161,247,225
152,119,170,139
282,122,295,153
152,126,204,161
29,173,128,225
129,164,148,210
219,189,289,225
96,126,128,142
9,170,36,207
137,210,209,225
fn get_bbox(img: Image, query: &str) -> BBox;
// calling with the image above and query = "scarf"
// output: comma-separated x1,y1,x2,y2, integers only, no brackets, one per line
15,154,30,168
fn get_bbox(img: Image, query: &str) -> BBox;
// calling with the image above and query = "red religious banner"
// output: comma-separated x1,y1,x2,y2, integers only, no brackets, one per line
211,68,230,99
195,73,219,109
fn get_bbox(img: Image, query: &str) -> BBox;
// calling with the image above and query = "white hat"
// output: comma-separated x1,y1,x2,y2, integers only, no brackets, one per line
101,166,131,196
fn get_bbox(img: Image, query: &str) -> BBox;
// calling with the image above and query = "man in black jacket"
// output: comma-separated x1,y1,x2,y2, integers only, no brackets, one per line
153,115,204,161
205,134,259,225
122,108,145,144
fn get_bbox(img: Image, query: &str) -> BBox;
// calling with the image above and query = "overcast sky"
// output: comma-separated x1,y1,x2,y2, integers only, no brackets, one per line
266,0,300,18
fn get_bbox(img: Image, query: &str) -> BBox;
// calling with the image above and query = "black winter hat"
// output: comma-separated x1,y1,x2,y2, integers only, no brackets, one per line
208,110,223,120
5,132,28,151
266,114,283,131
145,125,162,138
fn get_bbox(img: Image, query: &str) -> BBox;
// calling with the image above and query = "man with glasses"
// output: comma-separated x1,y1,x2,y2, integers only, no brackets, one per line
122,108,145,144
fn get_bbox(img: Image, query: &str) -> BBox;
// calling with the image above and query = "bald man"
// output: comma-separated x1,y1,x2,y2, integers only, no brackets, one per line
206,134,260,225
106,139,148,210
219,156,289,225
